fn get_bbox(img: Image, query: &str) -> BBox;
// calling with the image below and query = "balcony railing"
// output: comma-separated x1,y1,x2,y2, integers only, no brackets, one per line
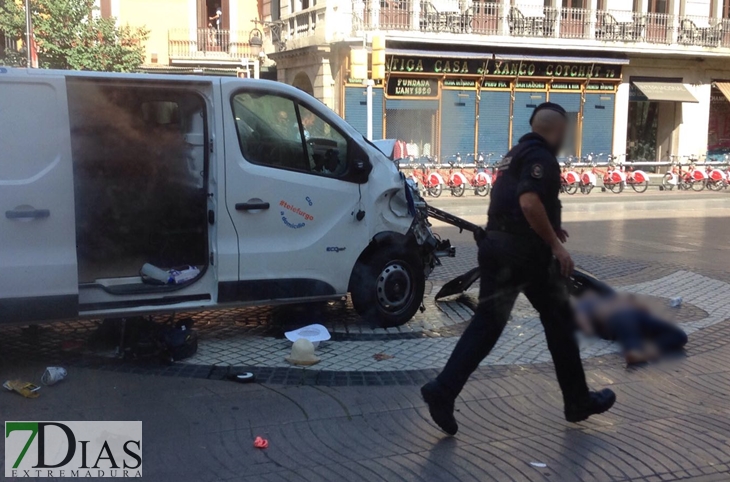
286,5,327,40
677,15,725,47
168,29,255,61
356,2,730,49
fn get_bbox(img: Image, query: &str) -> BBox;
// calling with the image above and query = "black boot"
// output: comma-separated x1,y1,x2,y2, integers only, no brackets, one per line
421,380,458,435
565,388,616,423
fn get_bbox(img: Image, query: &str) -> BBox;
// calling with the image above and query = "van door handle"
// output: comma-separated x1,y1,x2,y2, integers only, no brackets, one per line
235,202,270,211
6,209,50,219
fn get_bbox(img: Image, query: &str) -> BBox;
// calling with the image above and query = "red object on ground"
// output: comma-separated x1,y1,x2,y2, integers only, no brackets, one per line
253,436,269,449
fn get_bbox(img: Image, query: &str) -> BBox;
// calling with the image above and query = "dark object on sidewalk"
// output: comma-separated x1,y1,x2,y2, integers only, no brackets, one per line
435,266,609,300
89,316,198,361
569,271,615,297
435,267,481,300
564,388,616,422
427,204,610,300
227,372,256,383
159,318,198,361
421,381,458,435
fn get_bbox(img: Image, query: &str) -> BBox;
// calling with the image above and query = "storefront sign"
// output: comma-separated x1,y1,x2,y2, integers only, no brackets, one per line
387,77,438,97
388,57,488,75
482,80,511,90
346,77,383,85
516,81,547,90
386,55,621,80
586,83,616,92
550,82,582,91
491,60,619,79
443,79,477,88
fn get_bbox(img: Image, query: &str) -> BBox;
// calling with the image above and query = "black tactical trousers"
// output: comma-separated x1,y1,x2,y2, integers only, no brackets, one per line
437,231,589,406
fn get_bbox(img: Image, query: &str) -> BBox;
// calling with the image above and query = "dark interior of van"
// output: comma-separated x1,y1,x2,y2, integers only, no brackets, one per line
66,79,208,290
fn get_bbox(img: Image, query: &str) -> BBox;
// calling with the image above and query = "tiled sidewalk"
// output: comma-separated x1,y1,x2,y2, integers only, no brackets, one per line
0,252,726,382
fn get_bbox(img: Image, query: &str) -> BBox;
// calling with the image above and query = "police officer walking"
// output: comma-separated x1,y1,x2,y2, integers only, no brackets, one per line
422,103,615,436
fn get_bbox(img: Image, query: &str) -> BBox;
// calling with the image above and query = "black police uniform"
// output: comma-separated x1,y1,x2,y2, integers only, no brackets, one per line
435,132,590,407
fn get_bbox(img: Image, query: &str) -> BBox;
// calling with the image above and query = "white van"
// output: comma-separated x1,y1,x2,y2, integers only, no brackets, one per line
0,68,449,328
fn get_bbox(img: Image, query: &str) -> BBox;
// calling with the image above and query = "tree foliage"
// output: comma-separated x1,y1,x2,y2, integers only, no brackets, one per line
0,0,149,72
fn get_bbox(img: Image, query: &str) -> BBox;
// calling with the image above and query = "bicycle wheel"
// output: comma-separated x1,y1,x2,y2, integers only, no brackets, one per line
451,184,465,197
690,180,706,192
608,181,624,193
565,183,579,195
708,179,724,191
475,185,489,197
631,181,649,193
583,184,594,195
661,173,675,191
428,184,442,198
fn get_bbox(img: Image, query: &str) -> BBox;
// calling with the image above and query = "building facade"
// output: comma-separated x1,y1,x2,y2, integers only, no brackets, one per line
262,0,730,161
100,0,266,76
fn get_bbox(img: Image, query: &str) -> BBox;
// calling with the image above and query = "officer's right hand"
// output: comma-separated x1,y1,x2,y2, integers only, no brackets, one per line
551,242,574,278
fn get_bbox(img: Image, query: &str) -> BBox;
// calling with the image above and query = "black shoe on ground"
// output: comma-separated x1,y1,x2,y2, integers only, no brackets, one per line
421,381,458,435
565,388,616,423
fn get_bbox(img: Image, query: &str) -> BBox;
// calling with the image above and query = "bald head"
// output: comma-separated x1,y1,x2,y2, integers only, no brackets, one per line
531,108,567,152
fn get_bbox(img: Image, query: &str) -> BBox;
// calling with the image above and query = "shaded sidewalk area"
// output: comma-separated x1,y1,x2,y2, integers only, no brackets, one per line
2,321,730,482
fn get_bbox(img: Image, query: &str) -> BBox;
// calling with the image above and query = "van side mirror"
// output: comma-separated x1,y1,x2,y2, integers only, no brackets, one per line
351,158,372,183
348,142,372,184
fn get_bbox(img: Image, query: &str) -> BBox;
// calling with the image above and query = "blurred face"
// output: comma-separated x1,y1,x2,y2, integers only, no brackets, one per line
277,111,288,124
550,118,568,152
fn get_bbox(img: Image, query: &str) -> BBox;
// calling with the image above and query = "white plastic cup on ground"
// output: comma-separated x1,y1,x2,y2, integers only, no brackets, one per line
41,367,67,386
670,297,683,308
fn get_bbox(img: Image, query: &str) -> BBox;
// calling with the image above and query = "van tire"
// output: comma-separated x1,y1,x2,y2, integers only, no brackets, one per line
351,246,425,328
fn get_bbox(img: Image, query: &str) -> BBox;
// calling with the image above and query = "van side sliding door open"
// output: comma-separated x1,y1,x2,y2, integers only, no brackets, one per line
0,72,79,323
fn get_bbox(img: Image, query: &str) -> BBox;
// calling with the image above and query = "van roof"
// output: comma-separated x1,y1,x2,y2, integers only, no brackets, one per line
0,66,303,97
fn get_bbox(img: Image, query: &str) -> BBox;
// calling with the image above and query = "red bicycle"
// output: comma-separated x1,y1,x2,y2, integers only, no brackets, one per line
560,158,581,195
444,158,467,197
411,160,444,197
623,165,651,193
460,153,492,196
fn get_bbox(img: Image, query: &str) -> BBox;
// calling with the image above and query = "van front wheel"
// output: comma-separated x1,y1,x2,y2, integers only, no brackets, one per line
351,247,426,328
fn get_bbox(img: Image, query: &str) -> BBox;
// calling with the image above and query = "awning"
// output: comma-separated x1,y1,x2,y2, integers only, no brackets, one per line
715,82,730,102
632,82,698,103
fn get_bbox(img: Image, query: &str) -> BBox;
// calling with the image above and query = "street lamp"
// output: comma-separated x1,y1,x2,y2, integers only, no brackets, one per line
248,28,263,58
25,0,33,68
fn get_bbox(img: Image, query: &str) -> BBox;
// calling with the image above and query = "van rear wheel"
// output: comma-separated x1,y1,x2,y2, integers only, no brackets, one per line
351,247,426,328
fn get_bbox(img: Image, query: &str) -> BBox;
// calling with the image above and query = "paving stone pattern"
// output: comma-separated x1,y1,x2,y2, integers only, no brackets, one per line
0,254,726,384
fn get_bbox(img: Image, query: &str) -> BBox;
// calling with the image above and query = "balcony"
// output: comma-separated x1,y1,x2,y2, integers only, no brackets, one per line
353,1,730,51
168,29,257,64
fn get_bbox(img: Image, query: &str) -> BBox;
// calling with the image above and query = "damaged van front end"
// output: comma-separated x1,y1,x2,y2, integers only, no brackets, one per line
347,139,454,327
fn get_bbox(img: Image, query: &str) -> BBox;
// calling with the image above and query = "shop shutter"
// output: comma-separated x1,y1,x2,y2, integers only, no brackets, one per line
548,92,582,156
582,93,615,157
477,91,510,156
548,92,581,112
385,99,439,110
344,87,384,139
512,92,546,146
441,90,476,158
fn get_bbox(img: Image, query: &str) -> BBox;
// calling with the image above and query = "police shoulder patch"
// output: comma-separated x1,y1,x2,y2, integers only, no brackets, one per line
530,163,544,179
